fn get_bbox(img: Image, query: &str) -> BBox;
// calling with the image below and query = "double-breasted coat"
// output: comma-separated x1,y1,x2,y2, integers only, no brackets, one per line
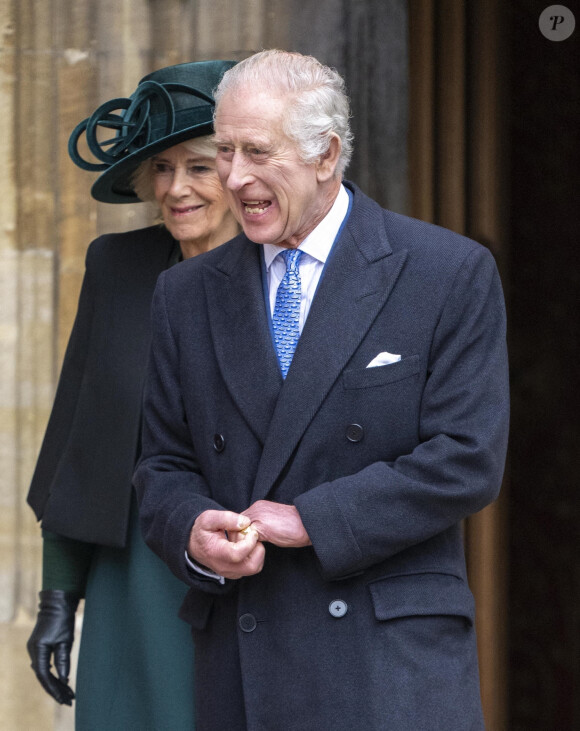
134,182,510,730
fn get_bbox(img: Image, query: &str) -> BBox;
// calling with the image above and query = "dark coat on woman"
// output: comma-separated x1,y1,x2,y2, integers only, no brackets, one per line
27,225,178,546
26,225,199,730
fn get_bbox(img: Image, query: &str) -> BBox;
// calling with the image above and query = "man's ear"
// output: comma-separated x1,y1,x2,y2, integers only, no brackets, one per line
316,133,342,182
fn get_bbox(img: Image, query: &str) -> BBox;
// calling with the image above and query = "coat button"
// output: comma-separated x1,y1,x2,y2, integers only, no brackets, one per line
346,424,364,442
329,600,348,618
213,433,225,452
239,613,257,632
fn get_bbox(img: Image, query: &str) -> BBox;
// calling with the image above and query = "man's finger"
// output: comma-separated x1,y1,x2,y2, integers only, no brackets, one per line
196,509,250,533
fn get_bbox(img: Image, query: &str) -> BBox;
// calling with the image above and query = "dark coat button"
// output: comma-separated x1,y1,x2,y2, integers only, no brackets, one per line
346,424,364,442
329,600,348,618
213,433,225,452
239,613,257,632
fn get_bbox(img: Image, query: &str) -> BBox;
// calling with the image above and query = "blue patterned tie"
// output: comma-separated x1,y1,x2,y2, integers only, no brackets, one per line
272,249,303,378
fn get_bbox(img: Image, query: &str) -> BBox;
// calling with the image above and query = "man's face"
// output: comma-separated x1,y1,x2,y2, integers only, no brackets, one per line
214,88,334,249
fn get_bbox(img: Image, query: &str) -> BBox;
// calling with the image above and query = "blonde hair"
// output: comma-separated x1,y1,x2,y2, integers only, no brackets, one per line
131,135,217,203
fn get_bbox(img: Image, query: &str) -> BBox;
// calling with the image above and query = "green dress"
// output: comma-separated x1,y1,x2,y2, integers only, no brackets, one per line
44,503,196,731
75,497,195,730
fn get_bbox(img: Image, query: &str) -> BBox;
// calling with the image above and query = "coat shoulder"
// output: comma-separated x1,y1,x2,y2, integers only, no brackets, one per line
86,225,177,274
383,208,485,261
346,181,492,274
382,210,500,304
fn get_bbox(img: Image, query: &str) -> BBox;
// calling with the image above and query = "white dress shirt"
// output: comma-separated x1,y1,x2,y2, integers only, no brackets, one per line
186,184,350,582
262,183,350,330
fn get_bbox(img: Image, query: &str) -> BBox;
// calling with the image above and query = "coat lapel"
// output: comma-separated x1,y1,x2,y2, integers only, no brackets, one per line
203,236,282,444
251,188,408,502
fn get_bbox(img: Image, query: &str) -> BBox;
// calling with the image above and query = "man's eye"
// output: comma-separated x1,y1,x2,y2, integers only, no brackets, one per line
216,146,233,157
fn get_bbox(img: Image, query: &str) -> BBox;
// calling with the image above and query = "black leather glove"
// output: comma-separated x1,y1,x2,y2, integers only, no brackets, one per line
27,590,80,705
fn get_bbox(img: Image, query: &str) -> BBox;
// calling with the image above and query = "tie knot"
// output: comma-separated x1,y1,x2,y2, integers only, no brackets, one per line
281,248,302,272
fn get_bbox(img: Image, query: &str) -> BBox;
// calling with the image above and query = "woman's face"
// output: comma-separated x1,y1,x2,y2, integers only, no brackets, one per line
151,141,239,257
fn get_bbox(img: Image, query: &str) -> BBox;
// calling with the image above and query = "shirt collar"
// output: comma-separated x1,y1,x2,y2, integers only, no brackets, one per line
263,184,350,270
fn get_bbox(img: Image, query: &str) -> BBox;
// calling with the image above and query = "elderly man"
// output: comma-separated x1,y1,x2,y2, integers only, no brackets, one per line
134,50,509,730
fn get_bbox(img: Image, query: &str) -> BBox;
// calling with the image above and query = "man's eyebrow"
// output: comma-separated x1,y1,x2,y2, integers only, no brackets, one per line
213,138,274,153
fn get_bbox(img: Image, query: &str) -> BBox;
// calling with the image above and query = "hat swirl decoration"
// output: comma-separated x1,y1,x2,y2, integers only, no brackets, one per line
68,81,214,172
67,60,236,203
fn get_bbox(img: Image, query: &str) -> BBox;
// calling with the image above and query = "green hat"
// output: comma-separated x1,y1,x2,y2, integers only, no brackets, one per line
68,59,236,204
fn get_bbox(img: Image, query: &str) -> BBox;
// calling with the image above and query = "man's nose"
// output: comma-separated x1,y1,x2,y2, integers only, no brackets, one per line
225,152,254,191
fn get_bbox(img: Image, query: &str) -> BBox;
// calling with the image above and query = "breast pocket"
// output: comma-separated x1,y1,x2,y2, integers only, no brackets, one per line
342,354,420,390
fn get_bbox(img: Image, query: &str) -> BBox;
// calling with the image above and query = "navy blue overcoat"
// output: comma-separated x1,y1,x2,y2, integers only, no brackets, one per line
135,182,509,730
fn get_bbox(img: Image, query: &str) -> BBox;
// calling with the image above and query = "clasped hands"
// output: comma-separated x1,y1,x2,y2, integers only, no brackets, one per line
188,500,311,580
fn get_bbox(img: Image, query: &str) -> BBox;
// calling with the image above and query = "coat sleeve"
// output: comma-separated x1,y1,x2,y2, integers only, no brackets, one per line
295,245,510,580
133,271,228,591
42,531,95,596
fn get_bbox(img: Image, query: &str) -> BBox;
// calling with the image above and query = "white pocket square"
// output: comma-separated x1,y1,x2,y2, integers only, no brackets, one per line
366,351,401,368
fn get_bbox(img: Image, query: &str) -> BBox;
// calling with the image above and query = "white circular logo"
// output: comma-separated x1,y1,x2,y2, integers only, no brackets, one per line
539,5,576,40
